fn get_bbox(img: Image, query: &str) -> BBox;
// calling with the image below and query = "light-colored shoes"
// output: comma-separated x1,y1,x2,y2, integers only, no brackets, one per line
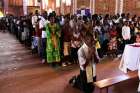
117,54,122,58
62,63,67,67
68,62,72,65
42,59,45,64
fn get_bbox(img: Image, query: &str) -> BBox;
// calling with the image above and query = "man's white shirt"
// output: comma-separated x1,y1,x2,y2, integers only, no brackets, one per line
122,25,131,40
32,15,41,28
78,43,99,71
39,17,50,38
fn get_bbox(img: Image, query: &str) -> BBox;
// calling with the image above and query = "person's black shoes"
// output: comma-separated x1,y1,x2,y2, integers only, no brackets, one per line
93,76,97,82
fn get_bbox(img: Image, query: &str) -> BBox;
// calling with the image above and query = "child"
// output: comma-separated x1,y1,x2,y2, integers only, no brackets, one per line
107,37,118,57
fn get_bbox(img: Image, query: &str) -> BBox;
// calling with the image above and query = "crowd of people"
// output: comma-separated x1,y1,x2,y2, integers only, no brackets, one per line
1,10,140,93
0,11,140,67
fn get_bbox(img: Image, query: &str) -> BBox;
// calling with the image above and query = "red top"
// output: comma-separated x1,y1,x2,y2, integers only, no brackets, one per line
35,23,42,37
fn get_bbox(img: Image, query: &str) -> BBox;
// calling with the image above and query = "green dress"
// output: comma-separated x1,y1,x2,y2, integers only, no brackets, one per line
46,23,61,63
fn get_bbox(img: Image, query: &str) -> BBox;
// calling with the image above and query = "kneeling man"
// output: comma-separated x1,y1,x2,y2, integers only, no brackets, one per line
78,32,100,93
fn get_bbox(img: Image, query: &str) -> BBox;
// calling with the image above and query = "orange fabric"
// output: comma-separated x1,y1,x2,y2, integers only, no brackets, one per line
51,33,58,48
35,23,42,37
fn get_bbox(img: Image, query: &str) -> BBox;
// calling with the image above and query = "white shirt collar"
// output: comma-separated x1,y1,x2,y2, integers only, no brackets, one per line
83,43,88,49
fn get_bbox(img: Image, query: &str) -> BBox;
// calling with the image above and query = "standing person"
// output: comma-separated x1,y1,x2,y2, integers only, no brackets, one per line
78,32,99,93
69,15,75,29
122,21,131,46
46,14,61,65
23,16,30,47
129,22,135,43
61,16,72,66
39,12,49,63
71,26,81,64
94,21,103,58
82,16,92,33
19,17,24,43
32,10,40,36
26,14,33,47
32,10,42,55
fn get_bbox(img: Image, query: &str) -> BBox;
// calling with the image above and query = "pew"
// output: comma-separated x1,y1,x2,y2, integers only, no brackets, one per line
94,71,138,93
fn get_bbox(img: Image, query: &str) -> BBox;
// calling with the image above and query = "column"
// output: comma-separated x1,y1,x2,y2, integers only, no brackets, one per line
90,0,92,14
4,0,8,14
93,0,95,14
40,0,43,13
75,0,77,14
72,0,77,15
60,0,65,14
72,0,75,14
115,0,118,14
120,0,123,14
23,0,28,15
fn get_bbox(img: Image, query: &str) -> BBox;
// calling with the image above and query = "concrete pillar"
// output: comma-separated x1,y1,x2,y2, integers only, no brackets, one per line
115,0,118,14
4,0,8,14
60,0,65,14
120,0,123,14
75,0,77,14
90,0,92,14
23,0,28,15
72,0,75,14
72,0,74,14
93,0,95,14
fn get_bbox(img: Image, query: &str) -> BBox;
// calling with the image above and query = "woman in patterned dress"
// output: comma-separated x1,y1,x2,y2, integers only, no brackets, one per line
46,15,61,64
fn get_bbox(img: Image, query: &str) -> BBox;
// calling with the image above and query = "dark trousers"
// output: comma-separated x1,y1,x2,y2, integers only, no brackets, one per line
97,48,103,58
80,70,94,93
124,39,130,45
122,39,130,51
101,39,109,56
41,38,46,59
71,48,79,62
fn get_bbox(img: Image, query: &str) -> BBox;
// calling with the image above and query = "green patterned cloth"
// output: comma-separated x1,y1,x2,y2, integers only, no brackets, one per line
46,23,61,63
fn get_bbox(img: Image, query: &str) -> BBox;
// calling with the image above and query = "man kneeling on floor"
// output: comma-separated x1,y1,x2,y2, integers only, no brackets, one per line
77,32,100,93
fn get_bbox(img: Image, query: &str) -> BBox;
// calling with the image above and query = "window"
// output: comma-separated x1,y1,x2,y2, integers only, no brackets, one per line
27,0,33,6
62,0,66,3
42,0,48,9
27,0,39,6
34,0,38,6
66,0,71,6
56,0,60,7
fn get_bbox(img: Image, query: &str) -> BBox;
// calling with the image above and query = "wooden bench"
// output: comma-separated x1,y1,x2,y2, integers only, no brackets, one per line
94,71,138,93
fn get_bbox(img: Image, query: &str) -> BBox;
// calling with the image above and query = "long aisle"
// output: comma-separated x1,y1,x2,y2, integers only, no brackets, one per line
0,32,138,93
0,32,80,93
